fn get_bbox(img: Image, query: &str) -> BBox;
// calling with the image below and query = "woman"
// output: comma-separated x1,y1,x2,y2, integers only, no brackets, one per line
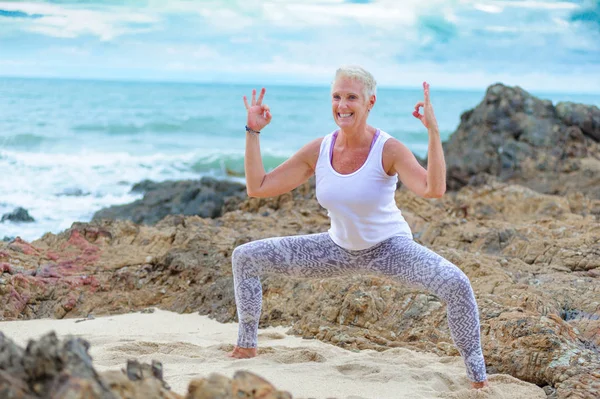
229,66,489,389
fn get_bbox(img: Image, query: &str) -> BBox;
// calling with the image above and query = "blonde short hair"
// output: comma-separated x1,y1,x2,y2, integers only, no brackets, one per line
332,65,377,99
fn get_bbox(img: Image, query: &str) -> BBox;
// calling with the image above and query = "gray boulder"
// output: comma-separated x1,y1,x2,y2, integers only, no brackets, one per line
93,176,246,225
443,84,600,198
1,207,35,223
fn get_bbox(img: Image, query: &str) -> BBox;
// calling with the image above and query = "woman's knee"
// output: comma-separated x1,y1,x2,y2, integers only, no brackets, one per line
231,242,257,276
443,267,475,300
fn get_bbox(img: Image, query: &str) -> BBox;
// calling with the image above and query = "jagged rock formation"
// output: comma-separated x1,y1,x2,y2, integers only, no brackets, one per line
444,84,600,198
93,176,246,224
1,207,35,223
0,332,291,398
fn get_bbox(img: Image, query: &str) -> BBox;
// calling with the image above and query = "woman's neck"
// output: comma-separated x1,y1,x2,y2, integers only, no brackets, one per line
337,125,375,149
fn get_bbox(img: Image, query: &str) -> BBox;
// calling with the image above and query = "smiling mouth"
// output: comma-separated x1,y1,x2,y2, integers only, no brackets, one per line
338,113,353,118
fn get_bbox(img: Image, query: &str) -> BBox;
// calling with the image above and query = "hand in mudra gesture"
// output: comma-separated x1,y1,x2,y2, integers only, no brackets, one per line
243,88,272,132
412,82,438,130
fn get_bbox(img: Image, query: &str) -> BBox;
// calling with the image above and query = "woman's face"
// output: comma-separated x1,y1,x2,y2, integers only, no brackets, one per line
331,77,374,130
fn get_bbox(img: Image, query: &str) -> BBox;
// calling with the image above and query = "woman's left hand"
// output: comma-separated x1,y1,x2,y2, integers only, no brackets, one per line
412,82,438,130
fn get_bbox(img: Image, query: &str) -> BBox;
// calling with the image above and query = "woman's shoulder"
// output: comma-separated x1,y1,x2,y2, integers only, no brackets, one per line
376,129,396,142
376,130,404,147
296,130,338,163
293,136,327,169
305,136,326,152
304,130,337,153
380,132,413,170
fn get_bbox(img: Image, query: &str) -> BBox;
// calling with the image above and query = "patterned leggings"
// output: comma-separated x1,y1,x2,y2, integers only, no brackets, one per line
232,232,487,382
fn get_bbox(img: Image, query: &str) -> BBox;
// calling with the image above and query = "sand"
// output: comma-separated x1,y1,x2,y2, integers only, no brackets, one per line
0,309,545,399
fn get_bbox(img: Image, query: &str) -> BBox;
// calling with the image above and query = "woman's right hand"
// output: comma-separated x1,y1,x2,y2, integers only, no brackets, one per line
243,88,272,132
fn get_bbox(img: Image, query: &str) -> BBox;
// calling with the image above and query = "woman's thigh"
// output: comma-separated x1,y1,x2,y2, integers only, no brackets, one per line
232,232,358,279
359,235,471,297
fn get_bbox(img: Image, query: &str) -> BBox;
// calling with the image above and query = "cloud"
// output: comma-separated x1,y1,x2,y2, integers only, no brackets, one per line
493,0,578,10
472,3,503,13
0,1,160,40
0,9,43,18
0,0,598,93
262,1,422,29
570,0,600,32
418,14,458,44
53,46,90,56
165,44,222,60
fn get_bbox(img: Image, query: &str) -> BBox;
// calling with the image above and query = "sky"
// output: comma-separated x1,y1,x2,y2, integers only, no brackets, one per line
0,0,599,93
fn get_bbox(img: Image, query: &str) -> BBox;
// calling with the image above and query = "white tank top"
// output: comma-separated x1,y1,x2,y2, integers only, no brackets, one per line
315,129,413,250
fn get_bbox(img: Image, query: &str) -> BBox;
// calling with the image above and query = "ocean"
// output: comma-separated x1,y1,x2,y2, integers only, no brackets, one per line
1,77,598,241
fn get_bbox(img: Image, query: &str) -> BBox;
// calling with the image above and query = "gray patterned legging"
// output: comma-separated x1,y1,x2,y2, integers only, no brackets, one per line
232,232,487,382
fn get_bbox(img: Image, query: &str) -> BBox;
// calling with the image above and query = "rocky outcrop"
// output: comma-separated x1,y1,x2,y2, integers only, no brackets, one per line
185,371,292,399
93,176,246,224
556,101,600,141
1,207,35,223
1,179,598,397
444,84,600,198
0,332,290,398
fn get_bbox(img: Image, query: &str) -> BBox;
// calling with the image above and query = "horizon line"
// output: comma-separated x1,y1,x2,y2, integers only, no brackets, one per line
1,74,599,97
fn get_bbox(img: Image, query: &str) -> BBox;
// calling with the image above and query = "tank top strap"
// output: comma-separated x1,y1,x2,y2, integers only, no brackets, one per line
318,130,338,164
375,130,392,148
369,130,391,175
318,133,331,155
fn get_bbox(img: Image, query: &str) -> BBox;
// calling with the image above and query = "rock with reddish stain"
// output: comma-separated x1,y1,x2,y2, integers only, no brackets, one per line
62,295,78,312
0,263,12,274
8,237,41,255
36,264,61,278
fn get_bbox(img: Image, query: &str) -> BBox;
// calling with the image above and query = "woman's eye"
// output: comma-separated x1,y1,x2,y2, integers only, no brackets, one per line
333,95,340,100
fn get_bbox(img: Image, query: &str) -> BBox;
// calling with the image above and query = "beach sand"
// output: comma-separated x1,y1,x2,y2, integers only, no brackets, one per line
0,309,545,399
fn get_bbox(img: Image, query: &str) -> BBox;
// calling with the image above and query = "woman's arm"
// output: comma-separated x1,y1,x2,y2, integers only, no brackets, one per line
246,134,321,198
385,82,446,199
421,126,446,198
243,88,321,198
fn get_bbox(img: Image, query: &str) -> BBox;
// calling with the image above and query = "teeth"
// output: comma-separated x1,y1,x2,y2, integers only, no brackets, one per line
339,113,352,118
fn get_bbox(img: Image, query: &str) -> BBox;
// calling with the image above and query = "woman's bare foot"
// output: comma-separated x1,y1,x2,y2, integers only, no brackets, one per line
228,346,257,359
471,380,489,389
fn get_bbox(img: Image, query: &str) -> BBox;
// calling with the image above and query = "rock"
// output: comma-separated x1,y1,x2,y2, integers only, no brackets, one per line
130,179,158,194
186,373,232,399
555,101,600,142
0,331,117,398
0,332,291,399
443,84,600,198
1,207,34,223
93,176,246,225
57,188,90,197
186,371,292,399
231,370,292,399
0,332,26,377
